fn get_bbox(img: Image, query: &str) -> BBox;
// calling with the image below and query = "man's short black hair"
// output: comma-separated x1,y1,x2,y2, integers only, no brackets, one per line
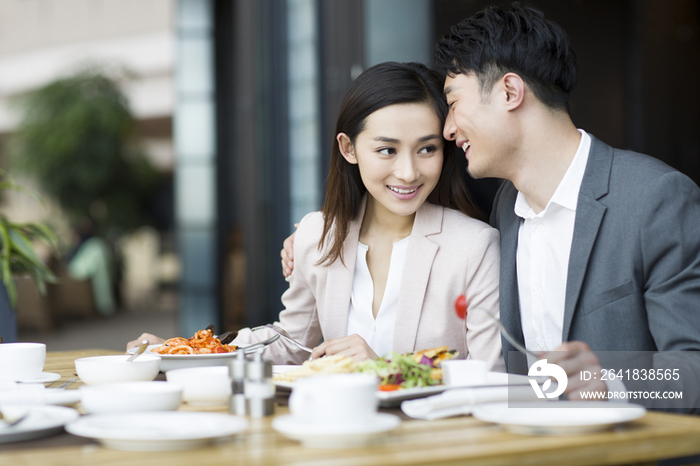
435,2,577,112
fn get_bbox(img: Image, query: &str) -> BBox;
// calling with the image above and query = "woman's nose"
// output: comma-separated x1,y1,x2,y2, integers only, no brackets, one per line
395,154,419,182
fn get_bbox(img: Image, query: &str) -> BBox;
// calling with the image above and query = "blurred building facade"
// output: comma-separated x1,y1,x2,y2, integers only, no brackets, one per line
1,0,698,337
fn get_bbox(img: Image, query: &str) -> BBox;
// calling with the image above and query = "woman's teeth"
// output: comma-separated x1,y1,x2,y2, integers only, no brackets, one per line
462,142,471,152
389,186,417,194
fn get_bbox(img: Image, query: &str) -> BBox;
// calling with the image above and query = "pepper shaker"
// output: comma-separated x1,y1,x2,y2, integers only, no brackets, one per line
229,350,247,415
244,349,275,417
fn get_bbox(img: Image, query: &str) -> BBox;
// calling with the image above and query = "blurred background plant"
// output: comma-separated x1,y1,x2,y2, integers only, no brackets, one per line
0,170,58,308
6,66,161,239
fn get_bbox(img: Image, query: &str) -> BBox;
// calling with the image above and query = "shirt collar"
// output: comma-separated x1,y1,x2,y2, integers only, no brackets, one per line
514,129,591,219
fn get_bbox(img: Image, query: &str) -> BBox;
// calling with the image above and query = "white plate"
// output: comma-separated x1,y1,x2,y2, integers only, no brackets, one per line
15,372,62,384
0,405,80,443
128,335,280,372
472,401,647,435
65,412,249,451
272,412,400,449
274,368,534,407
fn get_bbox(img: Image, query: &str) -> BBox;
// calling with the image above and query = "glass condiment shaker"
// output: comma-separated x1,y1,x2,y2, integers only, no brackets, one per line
229,350,247,415
244,349,275,417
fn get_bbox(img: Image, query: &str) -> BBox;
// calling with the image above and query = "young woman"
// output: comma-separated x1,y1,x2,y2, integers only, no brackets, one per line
129,63,503,370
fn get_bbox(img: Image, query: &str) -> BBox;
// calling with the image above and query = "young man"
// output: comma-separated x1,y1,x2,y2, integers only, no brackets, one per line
434,3,700,408
282,3,700,410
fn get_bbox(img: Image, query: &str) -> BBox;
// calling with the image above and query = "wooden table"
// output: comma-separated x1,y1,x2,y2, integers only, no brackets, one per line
2,350,700,466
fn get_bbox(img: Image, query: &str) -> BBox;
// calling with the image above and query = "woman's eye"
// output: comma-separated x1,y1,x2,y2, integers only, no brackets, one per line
378,147,396,155
419,145,438,154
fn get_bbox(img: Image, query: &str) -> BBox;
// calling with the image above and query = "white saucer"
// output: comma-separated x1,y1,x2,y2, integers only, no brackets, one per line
472,401,647,435
0,405,79,443
272,413,401,448
65,412,249,451
15,372,61,384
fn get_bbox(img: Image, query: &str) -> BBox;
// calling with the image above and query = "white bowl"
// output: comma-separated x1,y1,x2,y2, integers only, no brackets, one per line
165,366,231,406
75,355,161,386
0,342,46,381
80,381,183,413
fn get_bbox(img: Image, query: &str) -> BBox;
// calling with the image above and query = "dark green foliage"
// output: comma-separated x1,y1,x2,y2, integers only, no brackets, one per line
0,171,58,307
9,68,160,236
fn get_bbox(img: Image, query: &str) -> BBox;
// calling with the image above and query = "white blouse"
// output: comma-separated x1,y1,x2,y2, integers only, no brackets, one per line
346,237,409,358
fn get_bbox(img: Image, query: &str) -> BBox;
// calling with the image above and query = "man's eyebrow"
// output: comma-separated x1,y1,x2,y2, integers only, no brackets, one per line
444,86,454,96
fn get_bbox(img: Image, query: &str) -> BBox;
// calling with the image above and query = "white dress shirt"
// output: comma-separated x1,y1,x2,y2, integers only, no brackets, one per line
515,129,591,352
347,237,409,358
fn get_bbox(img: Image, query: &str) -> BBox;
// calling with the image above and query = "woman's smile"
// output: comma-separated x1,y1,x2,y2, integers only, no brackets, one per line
387,184,422,200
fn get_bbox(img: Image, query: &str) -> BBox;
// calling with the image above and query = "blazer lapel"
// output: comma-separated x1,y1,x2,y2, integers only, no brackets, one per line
393,203,441,353
562,136,612,341
496,186,526,367
323,199,365,339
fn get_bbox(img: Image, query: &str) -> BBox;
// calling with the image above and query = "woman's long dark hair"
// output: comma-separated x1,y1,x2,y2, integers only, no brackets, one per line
319,62,483,266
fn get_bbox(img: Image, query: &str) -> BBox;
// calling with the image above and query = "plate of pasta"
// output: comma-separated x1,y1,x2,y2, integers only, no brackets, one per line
127,329,280,372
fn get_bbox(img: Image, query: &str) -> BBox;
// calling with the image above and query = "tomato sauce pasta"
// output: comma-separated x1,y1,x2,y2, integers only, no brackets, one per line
153,329,237,355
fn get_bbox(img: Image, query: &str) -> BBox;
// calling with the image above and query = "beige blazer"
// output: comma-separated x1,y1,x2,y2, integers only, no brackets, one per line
234,199,504,370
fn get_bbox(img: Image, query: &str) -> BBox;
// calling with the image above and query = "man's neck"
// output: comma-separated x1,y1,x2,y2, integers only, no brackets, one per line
509,112,582,214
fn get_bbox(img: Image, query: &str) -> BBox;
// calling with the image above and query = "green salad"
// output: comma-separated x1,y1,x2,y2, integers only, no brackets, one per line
356,352,440,390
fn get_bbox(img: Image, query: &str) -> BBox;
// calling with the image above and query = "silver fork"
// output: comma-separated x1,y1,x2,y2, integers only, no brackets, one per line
474,309,540,359
250,324,313,353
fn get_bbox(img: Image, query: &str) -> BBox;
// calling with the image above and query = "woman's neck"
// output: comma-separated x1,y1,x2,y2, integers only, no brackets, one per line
360,196,416,243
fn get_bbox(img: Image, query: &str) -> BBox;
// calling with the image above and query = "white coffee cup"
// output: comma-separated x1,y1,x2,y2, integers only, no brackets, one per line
0,342,46,381
289,373,379,424
165,366,232,406
441,359,487,386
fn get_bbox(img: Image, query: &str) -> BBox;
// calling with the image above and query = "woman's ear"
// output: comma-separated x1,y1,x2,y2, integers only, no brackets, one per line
502,72,525,110
337,133,357,164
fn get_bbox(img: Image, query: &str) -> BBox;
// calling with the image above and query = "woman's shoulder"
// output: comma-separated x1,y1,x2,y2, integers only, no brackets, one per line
441,207,499,238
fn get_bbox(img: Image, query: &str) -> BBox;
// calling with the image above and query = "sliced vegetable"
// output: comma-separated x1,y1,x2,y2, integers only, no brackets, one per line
454,294,468,320
378,384,401,391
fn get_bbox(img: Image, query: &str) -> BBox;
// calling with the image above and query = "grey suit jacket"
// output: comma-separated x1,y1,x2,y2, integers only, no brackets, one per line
491,135,700,402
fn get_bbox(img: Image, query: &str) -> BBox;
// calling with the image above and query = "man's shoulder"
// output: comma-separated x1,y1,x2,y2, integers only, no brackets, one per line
590,135,685,181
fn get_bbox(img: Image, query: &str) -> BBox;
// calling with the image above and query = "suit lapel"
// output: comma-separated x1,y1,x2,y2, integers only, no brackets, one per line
323,199,365,339
393,203,441,353
495,185,526,365
562,136,612,341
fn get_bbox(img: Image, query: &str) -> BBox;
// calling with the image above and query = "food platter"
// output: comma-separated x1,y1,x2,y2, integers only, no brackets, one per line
127,335,280,372
273,367,534,407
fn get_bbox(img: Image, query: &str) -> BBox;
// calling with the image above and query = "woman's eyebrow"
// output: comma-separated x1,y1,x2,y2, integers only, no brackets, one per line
372,134,441,143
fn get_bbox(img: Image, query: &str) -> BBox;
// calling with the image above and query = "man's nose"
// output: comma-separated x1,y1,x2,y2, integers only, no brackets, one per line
443,111,457,141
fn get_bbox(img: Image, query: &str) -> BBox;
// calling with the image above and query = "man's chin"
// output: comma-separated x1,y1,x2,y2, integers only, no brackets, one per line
466,164,483,180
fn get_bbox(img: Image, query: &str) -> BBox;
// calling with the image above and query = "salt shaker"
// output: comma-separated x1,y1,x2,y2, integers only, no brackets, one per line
229,350,247,415
244,349,275,417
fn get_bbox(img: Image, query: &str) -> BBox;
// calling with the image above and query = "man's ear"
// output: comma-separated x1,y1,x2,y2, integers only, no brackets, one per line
502,72,525,110
337,133,357,164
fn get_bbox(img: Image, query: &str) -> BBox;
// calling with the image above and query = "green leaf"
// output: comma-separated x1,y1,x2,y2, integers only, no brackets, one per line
8,229,44,270
15,222,59,253
0,223,17,307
